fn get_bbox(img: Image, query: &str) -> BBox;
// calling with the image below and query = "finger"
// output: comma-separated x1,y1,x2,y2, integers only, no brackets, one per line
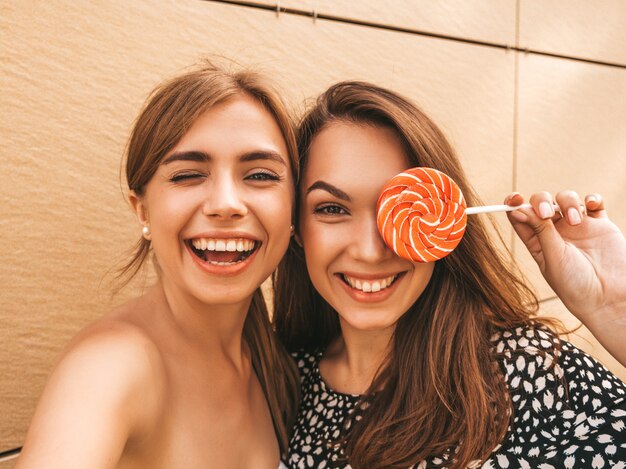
520,192,568,256
529,191,559,221
504,192,528,223
585,193,609,219
504,192,524,206
555,190,584,226
504,193,539,247
504,192,560,254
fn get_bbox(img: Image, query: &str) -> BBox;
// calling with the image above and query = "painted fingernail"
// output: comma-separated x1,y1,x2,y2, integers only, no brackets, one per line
587,195,597,204
505,192,521,204
539,201,554,219
567,207,581,225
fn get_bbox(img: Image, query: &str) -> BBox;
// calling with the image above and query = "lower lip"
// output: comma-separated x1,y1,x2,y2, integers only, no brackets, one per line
185,242,260,276
336,273,404,303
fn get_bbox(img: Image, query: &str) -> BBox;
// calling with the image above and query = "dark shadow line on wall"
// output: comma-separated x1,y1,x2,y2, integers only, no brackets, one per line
538,295,559,304
204,0,626,70
0,446,21,462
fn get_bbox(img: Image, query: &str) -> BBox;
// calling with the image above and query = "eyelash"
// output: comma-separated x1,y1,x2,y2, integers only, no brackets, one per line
314,204,349,216
246,170,280,182
169,170,280,184
170,172,204,183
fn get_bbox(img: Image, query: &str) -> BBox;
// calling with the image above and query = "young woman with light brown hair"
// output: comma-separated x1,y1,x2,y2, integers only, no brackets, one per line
16,63,299,469
274,81,626,468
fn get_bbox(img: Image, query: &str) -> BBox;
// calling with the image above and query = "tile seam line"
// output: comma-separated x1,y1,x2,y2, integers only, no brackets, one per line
204,0,626,70
538,295,559,304
0,446,21,461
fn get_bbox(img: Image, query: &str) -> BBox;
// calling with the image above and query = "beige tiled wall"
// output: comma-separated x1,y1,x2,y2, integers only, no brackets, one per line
519,0,626,64
256,0,518,44
0,458,17,469
515,53,626,298
1,0,625,454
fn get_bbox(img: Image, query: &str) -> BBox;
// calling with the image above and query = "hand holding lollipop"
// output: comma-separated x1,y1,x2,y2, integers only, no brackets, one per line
377,167,626,366
377,167,562,262
506,190,626,366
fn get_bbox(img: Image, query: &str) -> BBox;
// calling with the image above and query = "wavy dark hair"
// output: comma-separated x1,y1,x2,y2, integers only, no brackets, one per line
117,62,300,454
274,81,550,468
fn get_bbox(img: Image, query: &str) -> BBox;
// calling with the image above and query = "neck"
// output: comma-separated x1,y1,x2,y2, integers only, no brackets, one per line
151,279,252,372
322,319,394,394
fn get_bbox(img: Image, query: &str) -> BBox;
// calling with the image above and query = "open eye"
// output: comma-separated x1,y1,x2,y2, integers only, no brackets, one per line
245,170,280,182
314,204,349,216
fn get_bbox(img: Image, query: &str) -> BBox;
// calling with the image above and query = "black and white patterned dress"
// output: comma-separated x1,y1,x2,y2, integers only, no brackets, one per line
286,326,626,468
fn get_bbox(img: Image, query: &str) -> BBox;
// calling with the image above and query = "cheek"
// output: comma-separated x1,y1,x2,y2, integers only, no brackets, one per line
300,222,346,275
407,263,435,298
256,187,293,217
251,189,294,247
150,190,196,223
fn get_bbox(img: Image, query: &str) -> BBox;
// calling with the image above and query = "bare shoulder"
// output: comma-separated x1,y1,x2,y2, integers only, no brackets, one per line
66,307,165,376
58,305,168,423
17,301,167,469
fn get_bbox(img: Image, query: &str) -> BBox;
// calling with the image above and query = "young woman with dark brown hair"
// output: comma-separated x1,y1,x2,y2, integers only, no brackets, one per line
16,63,300,469
274,81,626,468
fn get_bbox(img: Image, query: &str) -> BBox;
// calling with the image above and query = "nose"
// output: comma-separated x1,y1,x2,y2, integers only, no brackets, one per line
202,172,248,219
349,211,393,263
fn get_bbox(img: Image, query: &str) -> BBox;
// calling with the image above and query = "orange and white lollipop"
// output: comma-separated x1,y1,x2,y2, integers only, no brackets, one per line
377,167,550,262
377,167,467,262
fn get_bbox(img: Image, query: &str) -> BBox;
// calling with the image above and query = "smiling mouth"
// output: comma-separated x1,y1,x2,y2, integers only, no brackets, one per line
339,273,401,293
187,238,260,265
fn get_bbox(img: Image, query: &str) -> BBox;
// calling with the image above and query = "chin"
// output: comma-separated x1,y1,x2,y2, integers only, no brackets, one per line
341,312,398,333
192,285,258,307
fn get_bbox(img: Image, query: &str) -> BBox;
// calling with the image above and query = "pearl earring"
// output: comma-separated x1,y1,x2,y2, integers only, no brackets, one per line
142,225,151,238
290,224,295,232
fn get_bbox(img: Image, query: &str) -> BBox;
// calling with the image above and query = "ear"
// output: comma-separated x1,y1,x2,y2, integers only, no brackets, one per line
129,190,149,226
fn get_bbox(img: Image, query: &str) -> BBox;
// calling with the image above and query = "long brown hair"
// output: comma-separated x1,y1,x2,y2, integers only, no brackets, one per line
118,61,300,453
274,81,545,467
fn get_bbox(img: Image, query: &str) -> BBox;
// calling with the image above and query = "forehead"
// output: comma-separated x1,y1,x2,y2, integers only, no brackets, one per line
303,121,410,194
174,94,288,156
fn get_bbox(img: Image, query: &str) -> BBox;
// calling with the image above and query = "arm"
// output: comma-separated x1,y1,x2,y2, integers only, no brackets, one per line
15,324,162,469
506,191,626,366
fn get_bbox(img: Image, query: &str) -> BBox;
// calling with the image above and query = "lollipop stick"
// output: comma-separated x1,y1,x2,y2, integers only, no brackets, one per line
465,203,564,215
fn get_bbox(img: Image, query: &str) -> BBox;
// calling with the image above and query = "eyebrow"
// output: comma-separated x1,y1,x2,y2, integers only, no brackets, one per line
240,150,287,166
306,180,351,202
162,150,286,166
162,151,209,165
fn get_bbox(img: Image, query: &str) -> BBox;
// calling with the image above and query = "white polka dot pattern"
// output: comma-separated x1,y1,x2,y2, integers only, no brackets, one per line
286,326,626,468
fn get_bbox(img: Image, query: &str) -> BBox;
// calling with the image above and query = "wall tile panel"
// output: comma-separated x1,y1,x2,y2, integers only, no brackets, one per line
519,0,626,65
252,0,517,44
0,459,17,469
515,53,626,299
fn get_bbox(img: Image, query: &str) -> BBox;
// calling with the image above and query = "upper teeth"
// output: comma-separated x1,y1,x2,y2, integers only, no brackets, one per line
343,274,397,293
191,238,256,252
